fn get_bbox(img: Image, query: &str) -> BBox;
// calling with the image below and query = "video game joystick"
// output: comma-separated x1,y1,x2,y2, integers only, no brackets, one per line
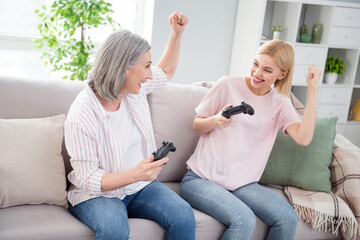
221,101,255,119
153,141,176,161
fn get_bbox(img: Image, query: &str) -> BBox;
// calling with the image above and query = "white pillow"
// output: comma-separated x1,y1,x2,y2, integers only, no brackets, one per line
0,115,68,208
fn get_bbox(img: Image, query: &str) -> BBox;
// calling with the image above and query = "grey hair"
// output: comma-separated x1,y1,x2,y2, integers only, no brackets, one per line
89,29,151,101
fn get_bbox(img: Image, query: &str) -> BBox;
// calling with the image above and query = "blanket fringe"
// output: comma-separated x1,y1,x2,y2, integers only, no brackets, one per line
293,204,359,240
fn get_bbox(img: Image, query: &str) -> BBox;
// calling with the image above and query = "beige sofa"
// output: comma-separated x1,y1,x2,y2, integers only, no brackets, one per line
0,76,342,240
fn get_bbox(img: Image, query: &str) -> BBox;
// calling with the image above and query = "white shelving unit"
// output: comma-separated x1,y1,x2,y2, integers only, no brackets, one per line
230,0,360,147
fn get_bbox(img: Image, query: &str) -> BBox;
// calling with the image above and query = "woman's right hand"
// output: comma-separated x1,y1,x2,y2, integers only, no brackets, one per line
193,104,233,134
134,155,169,182
101,155,168,192
215,105,233,128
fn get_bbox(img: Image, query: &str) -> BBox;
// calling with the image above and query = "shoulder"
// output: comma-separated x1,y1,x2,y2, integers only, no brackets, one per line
269,90,296,113
213,76,243,92
216,75,242,85
66,89,97,126
270,88,289,102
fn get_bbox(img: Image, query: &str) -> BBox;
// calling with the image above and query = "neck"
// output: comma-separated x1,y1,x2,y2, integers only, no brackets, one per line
95,91,125,112
245,77,271,96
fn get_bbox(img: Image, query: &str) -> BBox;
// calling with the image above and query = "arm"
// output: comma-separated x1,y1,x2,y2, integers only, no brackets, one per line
66,120,168,193
193,105,232,134
286,65,322,146
156,11,188,80
101,155,168,192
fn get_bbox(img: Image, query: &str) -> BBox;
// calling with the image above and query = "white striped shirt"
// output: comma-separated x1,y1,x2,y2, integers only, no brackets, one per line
65,67,167,206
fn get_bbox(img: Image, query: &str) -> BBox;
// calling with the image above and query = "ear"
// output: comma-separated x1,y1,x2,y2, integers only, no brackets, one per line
278,70,288,80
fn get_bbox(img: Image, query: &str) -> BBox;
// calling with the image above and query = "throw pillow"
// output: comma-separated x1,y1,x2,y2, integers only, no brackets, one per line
0,115,68,208
259,116,338,193
148,83,209,182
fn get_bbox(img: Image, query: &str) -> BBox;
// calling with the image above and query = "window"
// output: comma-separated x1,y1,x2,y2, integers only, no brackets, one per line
0,0,152,80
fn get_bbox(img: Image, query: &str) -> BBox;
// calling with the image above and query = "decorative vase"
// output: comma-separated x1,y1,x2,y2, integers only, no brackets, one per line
300,34,312,43
312,23,323,44
273,31,280,40
300,24,308,35
353,98,360,121
325,72,338,84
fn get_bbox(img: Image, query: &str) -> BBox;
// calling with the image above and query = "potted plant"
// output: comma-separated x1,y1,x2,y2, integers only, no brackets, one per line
34,0,119,81
325,55,346,84
272,25,283,40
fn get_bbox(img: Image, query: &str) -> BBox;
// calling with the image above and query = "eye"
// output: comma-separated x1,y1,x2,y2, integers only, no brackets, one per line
264,69,272,73
253,61,259,67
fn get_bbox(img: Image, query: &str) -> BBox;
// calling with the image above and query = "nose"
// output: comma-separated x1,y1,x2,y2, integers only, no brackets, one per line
148,68,153,80
254,67,262,76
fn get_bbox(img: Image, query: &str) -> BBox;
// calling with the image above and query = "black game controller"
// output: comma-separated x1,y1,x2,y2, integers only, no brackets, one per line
153,141,176,161
221,101,255,119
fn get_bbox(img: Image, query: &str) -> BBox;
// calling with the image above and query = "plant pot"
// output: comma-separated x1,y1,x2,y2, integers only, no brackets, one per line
273,31,280,40
325,72,338,84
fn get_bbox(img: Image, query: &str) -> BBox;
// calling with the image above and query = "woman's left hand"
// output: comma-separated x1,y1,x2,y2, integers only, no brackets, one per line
168,11,188,35
306,64,322,89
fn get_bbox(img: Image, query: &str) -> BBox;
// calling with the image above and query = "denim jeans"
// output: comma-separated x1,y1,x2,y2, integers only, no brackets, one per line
69,181,195,240
180,170,298,240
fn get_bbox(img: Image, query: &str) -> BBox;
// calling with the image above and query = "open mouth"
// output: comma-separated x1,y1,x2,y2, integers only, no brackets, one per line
252,76,264,84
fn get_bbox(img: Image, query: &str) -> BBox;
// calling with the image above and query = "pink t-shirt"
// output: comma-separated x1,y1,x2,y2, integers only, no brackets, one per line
186,76,300,191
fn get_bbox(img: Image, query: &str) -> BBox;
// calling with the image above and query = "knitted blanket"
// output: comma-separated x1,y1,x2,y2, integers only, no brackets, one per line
287,92,360,239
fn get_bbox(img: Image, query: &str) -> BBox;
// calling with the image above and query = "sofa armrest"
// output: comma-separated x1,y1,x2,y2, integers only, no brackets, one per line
330,133,360,231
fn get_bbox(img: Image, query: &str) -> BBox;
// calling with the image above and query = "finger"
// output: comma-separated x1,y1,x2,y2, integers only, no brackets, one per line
181,14,188,25
307,65,314,77
148,155,154,162
148,157,168,167
173,14,179,23
168,15,174,25
169,11,178,24
158,157,169,166
178,13,184,24
221,104,232,111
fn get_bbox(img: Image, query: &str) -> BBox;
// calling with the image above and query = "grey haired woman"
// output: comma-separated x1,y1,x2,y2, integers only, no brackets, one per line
65,11,195,240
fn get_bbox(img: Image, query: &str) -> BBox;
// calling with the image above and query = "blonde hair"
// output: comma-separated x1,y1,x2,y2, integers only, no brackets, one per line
256,40,294,96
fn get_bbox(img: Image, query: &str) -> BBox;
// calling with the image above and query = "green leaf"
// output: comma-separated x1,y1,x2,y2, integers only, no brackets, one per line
34,0,118,81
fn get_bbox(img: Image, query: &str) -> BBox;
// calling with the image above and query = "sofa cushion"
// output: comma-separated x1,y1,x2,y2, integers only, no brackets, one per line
260,116,338,193
0,205,94,240
148,83,209,182
0,115,68,208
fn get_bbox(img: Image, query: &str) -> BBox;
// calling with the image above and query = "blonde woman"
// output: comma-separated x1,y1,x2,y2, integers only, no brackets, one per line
180,40,322,240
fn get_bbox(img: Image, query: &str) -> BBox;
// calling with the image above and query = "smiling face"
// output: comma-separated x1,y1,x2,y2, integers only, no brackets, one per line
123,50,153,95
248,54,288,96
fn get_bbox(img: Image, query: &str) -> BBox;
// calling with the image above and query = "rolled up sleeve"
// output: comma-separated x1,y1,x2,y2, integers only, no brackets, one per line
65,120,104,195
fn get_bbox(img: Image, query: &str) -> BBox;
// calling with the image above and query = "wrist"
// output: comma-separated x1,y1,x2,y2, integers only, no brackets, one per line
307,86,318,102
170,30,183,39
308,85,318,95
213,115,220,127
127,168,140,183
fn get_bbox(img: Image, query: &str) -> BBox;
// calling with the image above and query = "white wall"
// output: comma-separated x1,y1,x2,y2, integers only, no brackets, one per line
150,0,238,84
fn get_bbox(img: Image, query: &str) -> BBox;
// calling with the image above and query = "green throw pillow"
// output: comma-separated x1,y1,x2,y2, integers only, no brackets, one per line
259,117,338,193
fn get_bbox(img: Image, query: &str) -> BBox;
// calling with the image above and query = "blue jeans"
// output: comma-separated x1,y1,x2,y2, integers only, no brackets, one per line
69,181,195,240
180,170,298,240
